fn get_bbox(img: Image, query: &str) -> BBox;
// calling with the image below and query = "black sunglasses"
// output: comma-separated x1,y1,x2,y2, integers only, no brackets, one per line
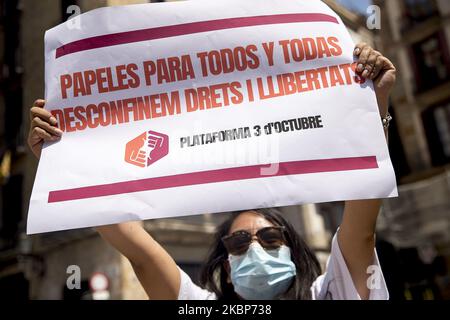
222,226,286,256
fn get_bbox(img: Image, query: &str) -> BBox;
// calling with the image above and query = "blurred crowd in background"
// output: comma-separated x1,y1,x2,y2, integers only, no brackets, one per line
0,0,449,300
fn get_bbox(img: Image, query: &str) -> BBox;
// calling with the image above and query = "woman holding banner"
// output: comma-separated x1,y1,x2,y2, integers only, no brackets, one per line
28,43,396,300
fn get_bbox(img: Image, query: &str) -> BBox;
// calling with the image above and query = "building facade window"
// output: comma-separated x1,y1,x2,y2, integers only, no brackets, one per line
411,32,450,92
402,0,439,29
422,102,450,166
388,107,411,180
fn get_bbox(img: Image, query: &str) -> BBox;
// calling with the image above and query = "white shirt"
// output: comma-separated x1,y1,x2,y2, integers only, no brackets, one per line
177,232,389,300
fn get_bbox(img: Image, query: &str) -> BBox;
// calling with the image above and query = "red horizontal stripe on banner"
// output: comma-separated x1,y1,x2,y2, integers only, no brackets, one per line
55,13,339,58
48,156,378,203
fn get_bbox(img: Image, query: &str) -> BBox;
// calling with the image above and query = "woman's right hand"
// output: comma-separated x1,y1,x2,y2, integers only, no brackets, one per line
27,99,63,159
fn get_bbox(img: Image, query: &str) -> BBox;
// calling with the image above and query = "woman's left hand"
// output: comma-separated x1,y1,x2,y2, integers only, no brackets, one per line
353,43,396,117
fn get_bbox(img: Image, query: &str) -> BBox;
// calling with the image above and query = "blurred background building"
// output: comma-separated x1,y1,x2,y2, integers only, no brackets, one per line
373,0,450,300
0,0,448,300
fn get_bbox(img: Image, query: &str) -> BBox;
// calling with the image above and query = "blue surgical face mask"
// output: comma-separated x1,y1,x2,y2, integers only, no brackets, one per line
229,242,297,300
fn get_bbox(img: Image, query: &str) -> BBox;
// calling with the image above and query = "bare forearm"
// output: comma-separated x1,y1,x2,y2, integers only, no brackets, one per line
341,199,381,241
95,222,180,299
338,125,388,299
96,221,152,266
338,199,381,299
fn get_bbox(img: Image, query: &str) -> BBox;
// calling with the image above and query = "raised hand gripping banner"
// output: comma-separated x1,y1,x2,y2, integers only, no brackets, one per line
27,0,397,234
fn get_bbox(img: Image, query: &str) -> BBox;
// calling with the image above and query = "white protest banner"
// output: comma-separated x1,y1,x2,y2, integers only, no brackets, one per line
27,0,398,234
